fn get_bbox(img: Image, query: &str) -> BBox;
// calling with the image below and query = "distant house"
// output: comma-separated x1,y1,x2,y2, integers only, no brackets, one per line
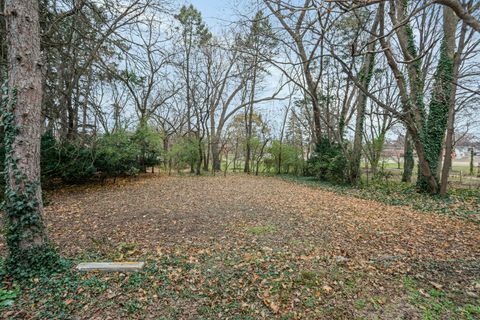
454,134,480,160
454,146,468,159
453,146,480,160
380,137,405,163
378,135,480,163
381,143,403,158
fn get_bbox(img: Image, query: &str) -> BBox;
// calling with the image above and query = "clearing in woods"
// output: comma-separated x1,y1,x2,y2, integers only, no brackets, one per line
2,174,479,319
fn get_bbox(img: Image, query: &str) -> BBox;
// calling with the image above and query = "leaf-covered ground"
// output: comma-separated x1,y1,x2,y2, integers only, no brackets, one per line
278,175,480,221
1,174,480,319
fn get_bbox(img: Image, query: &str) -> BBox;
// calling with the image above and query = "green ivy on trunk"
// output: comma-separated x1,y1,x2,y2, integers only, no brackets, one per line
1,83,60,279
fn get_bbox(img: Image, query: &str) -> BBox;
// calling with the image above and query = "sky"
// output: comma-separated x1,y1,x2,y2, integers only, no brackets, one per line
173,2,480,140
178,0,240,29
187,0,228,22
175,0,292,135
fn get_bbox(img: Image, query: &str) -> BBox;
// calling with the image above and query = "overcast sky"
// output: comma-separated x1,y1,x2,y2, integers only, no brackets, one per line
174,1,479,139
176,0,292,136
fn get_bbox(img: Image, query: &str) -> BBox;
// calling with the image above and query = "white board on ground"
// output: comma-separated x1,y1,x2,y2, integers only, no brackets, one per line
76,262,145,272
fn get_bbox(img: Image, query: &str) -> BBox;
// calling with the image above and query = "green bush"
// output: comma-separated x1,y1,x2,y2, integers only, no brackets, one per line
94,131,141,179
306,138,347,184
268,140,304,175
167,136,200,170
1,129,165,188
132,124,163,172
41,133,96,183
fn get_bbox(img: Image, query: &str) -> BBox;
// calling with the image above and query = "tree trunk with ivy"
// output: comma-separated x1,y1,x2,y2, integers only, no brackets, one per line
0,0,6,76
3,0,58,276
402,131,414,183
378,1,444,194
417,7,457,192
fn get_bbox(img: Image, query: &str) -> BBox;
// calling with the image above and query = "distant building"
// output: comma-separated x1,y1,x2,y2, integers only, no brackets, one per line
453,146,480,160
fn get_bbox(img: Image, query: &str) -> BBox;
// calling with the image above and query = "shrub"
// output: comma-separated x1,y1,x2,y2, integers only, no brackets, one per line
281,144,304,175
41,132,96,183
132,124,163,172
94,131,141,179
167,136,200,170
306,137,347,184
2,129,161,187
268,140,304,175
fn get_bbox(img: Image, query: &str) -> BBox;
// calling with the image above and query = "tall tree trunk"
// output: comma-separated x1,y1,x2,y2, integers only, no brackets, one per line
3,0,57,276
233,137,239,172
185,34,194,174
0,0,6,76
196,138,202,175
66,84,78,140
163,135,169,169
244,58,258,174
468,148,474,175
440,18,468,195
439,105,454,194
203,138,209,171
277,106,289,174
211,135,221,172
378,2,439,194
349,13,380,185
402,131,414,183
417,7,457,192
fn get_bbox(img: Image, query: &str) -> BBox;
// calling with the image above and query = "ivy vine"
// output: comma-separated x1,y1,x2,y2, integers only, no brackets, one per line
1,80,61,279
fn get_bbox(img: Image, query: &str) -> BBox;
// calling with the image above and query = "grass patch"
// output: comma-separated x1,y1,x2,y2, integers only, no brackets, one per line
246,224,275,234
403,277,480,320
0,285,20,308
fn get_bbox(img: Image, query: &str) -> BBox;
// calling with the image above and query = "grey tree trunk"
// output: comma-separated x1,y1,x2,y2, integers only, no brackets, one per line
349,13,380,185
440,18,468,195
211,135,221,172
244,57,258,174
402,131,414,183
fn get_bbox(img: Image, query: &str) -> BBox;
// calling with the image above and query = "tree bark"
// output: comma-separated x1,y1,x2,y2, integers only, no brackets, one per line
211,135,221,172
378,1,439,193
433,0,480,32
0,0,6,76
349,12,380,185
244,54,258,174
417,6,457,191
402,131,414,183
3,0,56,274
263,0,322,143
440,19,468,195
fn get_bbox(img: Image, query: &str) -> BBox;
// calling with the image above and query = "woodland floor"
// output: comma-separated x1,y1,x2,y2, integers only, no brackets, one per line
1,174,480,319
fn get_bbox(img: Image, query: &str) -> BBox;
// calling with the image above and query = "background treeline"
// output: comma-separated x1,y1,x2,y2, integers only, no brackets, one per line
1,0,479,196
